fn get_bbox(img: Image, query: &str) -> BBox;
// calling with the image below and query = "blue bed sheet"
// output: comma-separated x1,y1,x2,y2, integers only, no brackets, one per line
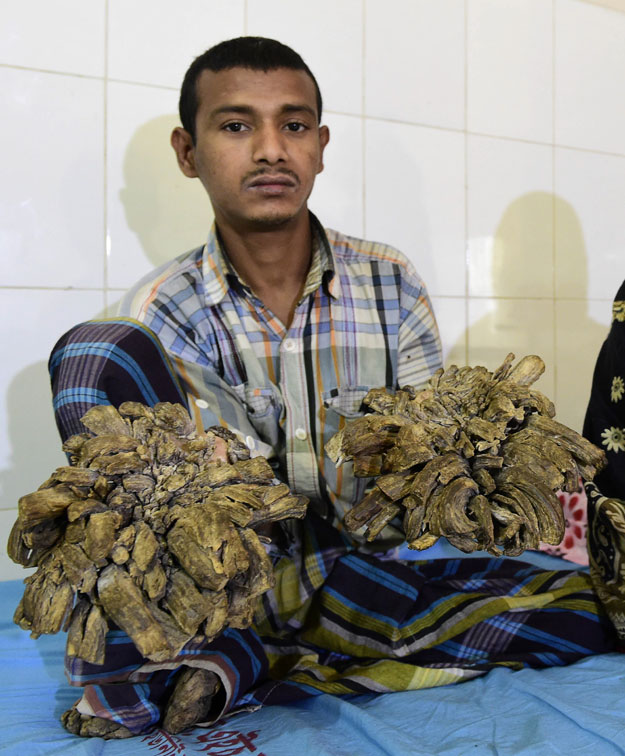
2,549,625,755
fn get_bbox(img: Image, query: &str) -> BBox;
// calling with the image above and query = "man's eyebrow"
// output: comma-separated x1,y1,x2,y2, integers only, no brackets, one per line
209,103,318,119
280,104,317,119
209,105,255,119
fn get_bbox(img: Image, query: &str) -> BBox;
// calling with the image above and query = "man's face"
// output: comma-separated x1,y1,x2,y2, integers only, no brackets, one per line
172,67,329,232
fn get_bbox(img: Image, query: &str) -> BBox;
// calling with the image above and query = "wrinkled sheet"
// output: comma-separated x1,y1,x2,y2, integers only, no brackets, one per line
2,548,625,756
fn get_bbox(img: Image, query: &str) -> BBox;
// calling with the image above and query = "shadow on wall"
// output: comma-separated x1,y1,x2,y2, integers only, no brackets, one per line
120,115,213,270
0,361,67,511
1,118,210,514
1,119,211,580
451,191,609,432
1,293,110,513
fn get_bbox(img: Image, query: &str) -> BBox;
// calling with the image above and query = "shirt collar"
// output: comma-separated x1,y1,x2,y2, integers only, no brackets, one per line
201,212,340,307
201,225,233,306
303,213,340,301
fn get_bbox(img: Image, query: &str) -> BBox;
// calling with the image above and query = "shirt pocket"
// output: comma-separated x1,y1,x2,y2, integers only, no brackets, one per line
321,385,399,451
231,384,281,420
322,386,372,420
321,387,376,506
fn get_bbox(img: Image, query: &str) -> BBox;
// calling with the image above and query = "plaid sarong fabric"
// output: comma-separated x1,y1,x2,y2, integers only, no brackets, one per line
49,321,616,735
49,318,187,442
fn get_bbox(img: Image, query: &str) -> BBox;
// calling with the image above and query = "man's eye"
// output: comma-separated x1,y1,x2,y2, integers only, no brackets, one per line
285,122,306,132
224,122,246,133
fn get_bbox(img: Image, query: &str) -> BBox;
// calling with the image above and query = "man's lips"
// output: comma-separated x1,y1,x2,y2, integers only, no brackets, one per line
245,173,298,193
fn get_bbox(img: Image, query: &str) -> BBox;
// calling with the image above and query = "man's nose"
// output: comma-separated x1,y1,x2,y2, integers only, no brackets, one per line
252,126,287,164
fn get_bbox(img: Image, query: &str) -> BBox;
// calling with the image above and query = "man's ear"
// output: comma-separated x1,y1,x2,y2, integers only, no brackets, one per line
171,127,198,178
317,124,330,174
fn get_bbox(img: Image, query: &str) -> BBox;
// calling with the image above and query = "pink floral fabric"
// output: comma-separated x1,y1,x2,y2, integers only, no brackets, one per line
539,485,588,566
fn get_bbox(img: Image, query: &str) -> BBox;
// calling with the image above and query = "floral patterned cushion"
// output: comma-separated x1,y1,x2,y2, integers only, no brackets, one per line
539,484,589,566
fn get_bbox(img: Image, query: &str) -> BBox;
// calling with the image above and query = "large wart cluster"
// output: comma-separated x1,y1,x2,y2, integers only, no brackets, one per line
9,402,307,664
327,354,606,555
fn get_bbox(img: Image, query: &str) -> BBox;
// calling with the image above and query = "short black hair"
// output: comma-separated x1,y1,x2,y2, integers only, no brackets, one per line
179,36,323,143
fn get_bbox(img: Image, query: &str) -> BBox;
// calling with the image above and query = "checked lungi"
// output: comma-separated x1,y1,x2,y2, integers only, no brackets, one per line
49,319,617,735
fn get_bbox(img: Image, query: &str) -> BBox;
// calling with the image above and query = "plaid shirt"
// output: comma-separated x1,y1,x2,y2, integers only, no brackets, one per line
120,214,441,543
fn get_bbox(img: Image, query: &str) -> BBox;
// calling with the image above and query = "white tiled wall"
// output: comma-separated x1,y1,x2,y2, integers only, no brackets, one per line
467,0,553,143
1,0,624,580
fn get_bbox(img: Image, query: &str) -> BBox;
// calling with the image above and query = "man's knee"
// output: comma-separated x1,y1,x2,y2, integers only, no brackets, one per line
48,318,185,441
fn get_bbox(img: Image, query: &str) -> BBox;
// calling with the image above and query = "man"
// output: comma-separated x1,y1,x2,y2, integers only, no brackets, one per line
50,38,615,739
119,37,441,541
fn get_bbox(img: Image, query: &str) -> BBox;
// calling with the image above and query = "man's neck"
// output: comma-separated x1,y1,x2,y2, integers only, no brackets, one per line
216,212,313,329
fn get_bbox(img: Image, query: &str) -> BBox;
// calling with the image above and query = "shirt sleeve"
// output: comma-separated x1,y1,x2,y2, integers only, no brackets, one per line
396,263,443,390
120,287,277,461
172,356,277,461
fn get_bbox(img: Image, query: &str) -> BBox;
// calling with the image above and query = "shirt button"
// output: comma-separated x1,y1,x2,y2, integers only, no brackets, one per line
283,339,296,352
195,398,209,409
295,427,307,441
246,435,256,451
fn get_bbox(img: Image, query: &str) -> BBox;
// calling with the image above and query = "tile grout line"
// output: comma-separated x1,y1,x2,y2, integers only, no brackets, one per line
552,0,558,406
356,116,625,161
1,294,605,303
2,63,625,158
361,0,367,240
103,0,109,310
0,286,113,292
465,0,470,365
399,294,613,302
464,0,469,366
104,77,177,92
0,61,104,79
0,285,611,303
0,62,174,91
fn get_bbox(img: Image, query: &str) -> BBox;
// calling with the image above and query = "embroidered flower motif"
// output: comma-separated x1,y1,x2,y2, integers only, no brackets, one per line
604,500,625,535
613,301,625,323
611,376,625,403
601,426,625,453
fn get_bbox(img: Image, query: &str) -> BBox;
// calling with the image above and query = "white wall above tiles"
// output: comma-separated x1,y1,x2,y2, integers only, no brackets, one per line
581,0,625,11
365,0,465,129
1,0,106,77
1,68,105,289
107,0,245,89
468,0,553,143
1,0,625,580
365,120,465,297
555,0,625,155
555,148,625,299
309,113,364,239
248,0,363,117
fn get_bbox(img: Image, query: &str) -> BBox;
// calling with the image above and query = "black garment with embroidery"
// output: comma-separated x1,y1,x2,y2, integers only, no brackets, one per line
583,279,625,499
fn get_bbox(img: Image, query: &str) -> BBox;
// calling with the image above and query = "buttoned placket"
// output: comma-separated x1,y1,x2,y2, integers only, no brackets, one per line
217,287,282,450
279,300,322,500
201,220,339,502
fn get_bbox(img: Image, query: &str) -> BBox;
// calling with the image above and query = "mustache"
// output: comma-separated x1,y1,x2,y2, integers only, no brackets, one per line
242,168,300,187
